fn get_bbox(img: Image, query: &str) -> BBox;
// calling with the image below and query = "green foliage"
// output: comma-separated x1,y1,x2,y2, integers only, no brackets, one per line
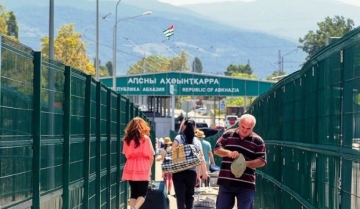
299,15,354,61
192,57,203,73
127,52,190,74
99,65,109,77
6,11,18,39
225,97,244,106
0,5,8,36
128,55,171,74
105,61,112,76
0,5,19,41
224,64,253,76
92,58,110,77
173,51,190,72
265,70,286,80
41,24,95,75
225,96,256,108
231,72,257,80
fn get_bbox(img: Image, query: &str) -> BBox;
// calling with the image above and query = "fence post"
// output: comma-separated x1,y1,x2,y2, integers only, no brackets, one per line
83,75,92,209
126,99,130,123
150,123,156,180
62,66,71,209
106,89,112,209
135,106,139,117
129,102,134,120
95,82,102,208
115,94,121,209
32,51,42,209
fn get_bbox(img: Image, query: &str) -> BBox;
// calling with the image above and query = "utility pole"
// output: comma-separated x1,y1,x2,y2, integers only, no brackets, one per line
278,50,282,73
95,0,100,81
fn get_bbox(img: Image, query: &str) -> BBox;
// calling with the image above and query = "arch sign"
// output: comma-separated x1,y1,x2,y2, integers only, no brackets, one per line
101,72,275,96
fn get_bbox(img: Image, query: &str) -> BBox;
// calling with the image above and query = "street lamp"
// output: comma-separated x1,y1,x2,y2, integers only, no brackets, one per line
112,11,152,90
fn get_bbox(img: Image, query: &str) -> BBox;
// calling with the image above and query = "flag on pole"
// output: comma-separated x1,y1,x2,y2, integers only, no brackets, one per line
163,25,174,40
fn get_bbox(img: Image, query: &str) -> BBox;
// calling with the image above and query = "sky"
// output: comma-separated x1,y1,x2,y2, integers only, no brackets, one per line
158,0,360,6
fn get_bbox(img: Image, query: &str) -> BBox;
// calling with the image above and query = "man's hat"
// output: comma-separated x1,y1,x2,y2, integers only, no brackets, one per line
195,130,205,138
164,137,172,145
230,153,246,178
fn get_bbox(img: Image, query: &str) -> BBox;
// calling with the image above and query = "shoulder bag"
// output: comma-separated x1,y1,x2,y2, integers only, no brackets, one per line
161,135,202,173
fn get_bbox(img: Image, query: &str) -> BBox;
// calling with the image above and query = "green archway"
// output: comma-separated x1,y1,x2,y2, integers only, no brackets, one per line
101,72,275,96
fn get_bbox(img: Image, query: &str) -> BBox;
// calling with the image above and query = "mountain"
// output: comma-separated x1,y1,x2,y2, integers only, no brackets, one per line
182,0,360,41
1,0,307,79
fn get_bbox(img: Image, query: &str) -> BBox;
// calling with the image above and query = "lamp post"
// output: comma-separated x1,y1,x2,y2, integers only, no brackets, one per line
112,11,152,91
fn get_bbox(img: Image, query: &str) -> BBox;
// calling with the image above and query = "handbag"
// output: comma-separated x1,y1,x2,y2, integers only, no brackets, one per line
161,135,202,173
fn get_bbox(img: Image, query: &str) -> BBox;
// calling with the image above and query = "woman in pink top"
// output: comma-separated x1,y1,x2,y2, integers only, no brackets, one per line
121,117,155,209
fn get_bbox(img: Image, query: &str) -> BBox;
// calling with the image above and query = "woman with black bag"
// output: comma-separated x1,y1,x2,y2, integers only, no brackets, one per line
172,119,208,209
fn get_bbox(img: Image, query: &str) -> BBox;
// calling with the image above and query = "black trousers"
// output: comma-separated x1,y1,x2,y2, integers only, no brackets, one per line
172,170,197,209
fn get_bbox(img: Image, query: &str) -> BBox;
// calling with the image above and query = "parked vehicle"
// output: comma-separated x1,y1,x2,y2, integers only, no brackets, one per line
225,115,238,128
195,108,207,114
226,106,245,116
196,121,209,128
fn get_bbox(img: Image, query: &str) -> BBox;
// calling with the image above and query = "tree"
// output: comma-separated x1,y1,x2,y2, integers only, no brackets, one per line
224,72,257,107
266,70,286,81
0,5,8,35
40,24,95,75
6,11,18,39
225,97,244,106
127,55,171,74
0,5,19,41
105,61,113,76
232,72,257,80
192,57,203,73
92,58,110,77
224,64,253,76
172,51,189,72
299,15,354,60
127,52,190,75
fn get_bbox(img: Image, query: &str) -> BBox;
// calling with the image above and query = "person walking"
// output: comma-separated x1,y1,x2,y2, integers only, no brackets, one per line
195,130,215,187
172,119,208,209
156,137,173,195
214,114,267,209
121,117,155,209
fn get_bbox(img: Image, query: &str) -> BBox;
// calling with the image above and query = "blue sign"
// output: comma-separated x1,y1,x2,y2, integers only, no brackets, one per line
220,100,226,109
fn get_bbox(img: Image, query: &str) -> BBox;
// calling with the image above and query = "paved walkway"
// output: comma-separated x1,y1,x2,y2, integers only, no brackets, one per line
154,159,178,208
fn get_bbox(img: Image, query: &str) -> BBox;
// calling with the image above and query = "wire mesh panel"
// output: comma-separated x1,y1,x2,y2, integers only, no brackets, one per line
39,57,65,209
0,36,34,207
0,34,148,209
249,28,360,209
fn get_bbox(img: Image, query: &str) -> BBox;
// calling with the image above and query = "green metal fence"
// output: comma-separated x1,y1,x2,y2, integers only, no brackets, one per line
246,27,360,208
0,35,155,209
3,26,360,209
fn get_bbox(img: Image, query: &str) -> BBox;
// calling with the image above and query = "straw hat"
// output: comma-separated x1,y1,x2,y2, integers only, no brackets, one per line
231,153,246,178
195,130,205,138
164,137,172,145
